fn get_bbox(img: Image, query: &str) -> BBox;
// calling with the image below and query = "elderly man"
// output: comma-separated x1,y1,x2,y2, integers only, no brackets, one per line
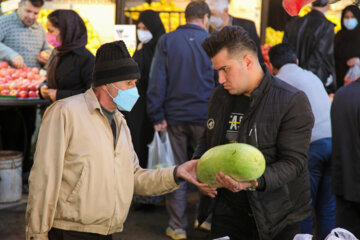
206,0,263,63
25,41,215,240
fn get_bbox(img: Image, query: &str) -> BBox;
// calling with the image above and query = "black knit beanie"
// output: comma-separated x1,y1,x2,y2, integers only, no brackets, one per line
93,41,141,87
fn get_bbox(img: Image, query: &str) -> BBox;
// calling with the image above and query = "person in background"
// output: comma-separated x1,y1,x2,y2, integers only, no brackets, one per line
123,10,165,169
39,10,94,102
206,0,264,63
0,0,51,190
334,5,360,88
147,1,215,239
0,0,51,68
283,0,336,93
26,40,216,240
331,78,360,238
269,43,334,240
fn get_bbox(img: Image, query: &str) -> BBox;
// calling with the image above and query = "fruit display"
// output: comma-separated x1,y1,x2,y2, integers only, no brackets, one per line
37,9,101,56
265,27,284,47
196,143,266,188
125,0,186,33
0,62,45,99
261,44,273,73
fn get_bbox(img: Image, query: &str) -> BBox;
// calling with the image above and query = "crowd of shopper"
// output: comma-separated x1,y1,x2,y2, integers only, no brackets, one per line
0,0,359,239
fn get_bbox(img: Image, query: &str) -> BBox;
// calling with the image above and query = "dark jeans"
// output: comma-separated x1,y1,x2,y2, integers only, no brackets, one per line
211,197,300,240
301,138,335,240
48,228,112,240
336,195,360,238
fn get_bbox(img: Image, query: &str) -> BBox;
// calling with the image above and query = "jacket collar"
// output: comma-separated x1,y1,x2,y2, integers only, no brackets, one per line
309,9,326,19
178,23,207,32
249,64,272,106
84,88,123,118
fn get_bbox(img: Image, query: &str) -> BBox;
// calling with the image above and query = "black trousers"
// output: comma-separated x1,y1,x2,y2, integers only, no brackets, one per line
48,228,112,240
336,195,360,238
211,197,300,240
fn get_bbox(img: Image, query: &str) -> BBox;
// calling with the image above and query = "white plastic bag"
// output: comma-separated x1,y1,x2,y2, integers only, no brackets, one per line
293,234,313,240
147,131,175,169
325,228,358,240
344,59,360,85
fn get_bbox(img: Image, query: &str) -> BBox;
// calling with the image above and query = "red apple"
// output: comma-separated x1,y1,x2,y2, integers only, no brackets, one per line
35,90,39,97
28,90,36,98
18,90,28,98
1,89,10,95
8,82,17,90
31,67,39,74
9,89,18,96
0,61,9,69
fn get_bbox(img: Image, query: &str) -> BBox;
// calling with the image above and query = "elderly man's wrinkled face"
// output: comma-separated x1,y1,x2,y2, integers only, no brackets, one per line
17,1,41,27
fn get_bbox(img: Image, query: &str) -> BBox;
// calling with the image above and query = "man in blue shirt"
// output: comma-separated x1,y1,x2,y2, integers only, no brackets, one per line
147,1,215,239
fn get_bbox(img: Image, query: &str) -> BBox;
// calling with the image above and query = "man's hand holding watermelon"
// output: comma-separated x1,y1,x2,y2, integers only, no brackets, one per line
215,171,258,193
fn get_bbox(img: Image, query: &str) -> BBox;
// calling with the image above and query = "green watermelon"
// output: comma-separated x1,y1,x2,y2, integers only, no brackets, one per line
197,143,266,188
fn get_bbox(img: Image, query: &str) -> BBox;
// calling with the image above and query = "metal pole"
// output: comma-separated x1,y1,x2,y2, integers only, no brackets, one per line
260,0,269,45
115,0,126,24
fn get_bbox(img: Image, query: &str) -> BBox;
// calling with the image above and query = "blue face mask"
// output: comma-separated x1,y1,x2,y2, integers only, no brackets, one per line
344,18,358,30
108,84,139,112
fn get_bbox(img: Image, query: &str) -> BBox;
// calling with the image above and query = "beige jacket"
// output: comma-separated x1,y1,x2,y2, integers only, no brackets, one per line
26,89,178,240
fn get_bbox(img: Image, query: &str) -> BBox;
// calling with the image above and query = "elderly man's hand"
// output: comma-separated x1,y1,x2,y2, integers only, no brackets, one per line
215,171,258,193
177,160,218,198
11,55,25,69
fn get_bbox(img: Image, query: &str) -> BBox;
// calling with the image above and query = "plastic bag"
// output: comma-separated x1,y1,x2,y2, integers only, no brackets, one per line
293,234,313,240
344,59,360,85
147,131,175,169
325,228,358,240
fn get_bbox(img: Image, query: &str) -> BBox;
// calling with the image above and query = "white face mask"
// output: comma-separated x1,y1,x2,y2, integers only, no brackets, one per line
137,29,153,44
210,16,224,30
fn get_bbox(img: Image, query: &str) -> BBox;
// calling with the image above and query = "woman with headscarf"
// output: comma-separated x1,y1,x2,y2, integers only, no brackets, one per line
40,10,95,101
123,10,166,168
335,5,360,89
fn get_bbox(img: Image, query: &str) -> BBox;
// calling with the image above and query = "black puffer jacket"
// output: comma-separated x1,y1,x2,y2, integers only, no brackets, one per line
194,67,314,240
283,10,336,93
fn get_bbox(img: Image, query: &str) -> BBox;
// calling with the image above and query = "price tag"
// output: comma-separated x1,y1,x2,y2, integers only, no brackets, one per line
114,24,137,56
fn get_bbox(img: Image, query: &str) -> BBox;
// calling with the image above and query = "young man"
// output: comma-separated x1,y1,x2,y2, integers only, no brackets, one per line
269,43,334,240
195,26,314,240
26,41,216,240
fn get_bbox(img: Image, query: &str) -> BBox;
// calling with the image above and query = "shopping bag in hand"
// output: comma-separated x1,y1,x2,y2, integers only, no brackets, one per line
344,59,360,85
147,131,175,169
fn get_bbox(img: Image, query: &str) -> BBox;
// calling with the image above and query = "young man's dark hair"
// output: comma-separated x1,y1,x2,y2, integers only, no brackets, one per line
21,0,44,7
202,25,257,59
268,43,298,70
185,0,211,22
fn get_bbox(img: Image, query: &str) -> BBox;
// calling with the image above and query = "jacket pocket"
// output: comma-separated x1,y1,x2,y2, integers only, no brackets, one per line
257,185,293,225
66,165,87,203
